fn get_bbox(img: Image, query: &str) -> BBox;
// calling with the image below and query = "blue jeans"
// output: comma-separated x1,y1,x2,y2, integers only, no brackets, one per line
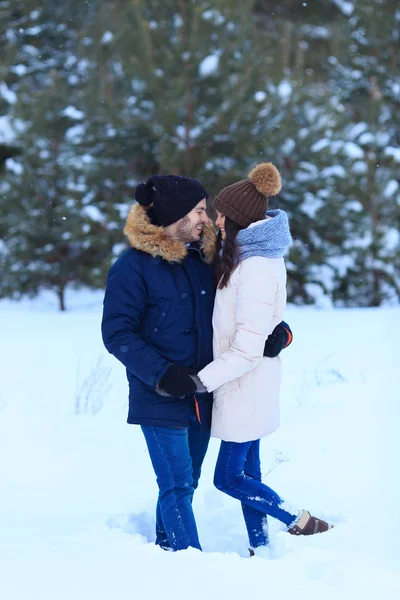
141,417,210,551
214,440,300,548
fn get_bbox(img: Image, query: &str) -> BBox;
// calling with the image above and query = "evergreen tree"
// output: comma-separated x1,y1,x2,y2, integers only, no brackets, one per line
0,2,122,310
327,0,400,305
251,1,353,304
1,0,399,308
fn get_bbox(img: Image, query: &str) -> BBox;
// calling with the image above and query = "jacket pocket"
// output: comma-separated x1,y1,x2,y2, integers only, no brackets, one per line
215,377,240,398
148,300,170,334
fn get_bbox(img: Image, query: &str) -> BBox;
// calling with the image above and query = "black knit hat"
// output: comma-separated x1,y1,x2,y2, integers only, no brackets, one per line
135,175,209,227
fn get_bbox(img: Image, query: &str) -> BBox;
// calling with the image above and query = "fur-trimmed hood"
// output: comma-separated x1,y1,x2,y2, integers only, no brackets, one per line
123,204,217,264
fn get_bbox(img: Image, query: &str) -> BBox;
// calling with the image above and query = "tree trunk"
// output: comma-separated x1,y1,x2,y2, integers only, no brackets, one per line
57,283,66,311
371,269,382,307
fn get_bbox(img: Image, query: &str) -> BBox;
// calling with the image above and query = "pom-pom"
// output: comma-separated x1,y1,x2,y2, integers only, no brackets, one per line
135,181,154,206
248,162,282,196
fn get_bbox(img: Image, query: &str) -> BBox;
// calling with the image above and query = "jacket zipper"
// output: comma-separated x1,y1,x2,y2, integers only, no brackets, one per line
194,395,201,424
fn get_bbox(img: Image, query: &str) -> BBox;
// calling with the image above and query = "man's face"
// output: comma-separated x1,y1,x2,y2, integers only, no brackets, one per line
175,199,209,243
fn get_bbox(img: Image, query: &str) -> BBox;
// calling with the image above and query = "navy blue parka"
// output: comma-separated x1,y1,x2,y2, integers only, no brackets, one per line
101,204,217,429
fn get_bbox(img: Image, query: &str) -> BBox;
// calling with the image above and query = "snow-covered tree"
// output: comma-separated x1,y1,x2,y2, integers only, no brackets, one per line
325,0,400,305
1,0,399,308
0,3,123,309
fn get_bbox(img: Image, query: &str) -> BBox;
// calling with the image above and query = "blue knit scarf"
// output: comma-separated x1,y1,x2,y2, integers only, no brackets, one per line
236,210,292,261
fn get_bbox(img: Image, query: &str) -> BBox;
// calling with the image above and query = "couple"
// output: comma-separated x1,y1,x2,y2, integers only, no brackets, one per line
101,162,332,555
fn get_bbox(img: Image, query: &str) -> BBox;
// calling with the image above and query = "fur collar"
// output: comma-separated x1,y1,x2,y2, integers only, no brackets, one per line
124,204,217,264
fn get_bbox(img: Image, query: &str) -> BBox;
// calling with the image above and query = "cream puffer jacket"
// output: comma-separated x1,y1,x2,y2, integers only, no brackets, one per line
198,211,291,442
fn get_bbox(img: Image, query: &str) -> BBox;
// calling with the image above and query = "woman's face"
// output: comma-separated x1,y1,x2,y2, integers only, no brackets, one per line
215,211,226,240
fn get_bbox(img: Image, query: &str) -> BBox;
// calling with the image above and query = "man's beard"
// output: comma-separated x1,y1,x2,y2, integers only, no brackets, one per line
175,216,201,244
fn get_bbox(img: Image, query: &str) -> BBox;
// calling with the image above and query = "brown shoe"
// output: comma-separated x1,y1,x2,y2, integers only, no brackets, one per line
288,509,333,536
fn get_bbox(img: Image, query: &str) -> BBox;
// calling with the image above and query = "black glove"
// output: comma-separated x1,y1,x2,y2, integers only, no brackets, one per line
263,321,293,358
158,365,197,397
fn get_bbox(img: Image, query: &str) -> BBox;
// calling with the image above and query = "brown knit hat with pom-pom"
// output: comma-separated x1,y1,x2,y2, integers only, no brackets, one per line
213,162,282,227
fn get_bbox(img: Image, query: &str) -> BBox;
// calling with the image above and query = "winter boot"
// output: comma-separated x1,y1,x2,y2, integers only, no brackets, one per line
288,509,333,536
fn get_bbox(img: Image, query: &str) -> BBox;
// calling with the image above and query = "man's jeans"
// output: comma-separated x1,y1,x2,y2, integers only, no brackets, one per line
214,440,300,548
141,417,210,551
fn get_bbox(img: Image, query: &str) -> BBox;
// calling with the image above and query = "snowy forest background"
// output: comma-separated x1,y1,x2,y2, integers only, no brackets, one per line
0,0,399,312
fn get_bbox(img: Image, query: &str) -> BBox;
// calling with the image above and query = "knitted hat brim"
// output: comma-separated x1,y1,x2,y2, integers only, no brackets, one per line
213,179,267,228
213,195,251,228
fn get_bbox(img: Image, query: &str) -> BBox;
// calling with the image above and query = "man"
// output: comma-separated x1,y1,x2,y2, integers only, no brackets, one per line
102,175,216,552
101,173,292,552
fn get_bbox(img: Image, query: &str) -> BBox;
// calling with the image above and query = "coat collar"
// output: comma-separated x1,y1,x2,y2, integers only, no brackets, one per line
123,204,217,265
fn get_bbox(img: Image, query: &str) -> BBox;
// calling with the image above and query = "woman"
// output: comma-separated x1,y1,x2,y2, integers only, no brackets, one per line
197,162,332,556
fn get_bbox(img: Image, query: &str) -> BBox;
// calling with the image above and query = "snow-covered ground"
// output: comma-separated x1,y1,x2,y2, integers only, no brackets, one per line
0,291,399,599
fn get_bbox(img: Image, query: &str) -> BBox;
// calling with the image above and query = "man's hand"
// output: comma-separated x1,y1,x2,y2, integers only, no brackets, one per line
158,365,197,397
263,321,293,358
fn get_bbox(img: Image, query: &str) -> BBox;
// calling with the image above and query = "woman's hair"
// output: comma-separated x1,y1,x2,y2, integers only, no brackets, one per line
213,216,245,289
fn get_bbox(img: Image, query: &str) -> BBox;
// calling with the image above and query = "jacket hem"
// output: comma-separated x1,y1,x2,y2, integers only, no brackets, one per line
127,415,207,429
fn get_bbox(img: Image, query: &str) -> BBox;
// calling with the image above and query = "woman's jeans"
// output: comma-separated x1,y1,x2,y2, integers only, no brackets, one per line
214,440,299,548
141,416,210,551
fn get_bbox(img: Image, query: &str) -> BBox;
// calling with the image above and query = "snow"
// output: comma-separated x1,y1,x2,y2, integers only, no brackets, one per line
113,243,127,256
311,139,330,152
332,0,354,16
12,64,28,76
82,153,95,164
101,31,114,44
301,25,330,39
320,165,346,178
296,162,318,182
0,115,16,143
351,161,368,174
5,28,17,43
376,132,391,147
22,44,40,56
381,228,400,253
106,125,117,137
347,122,368,139
0,82,17,104
199,55,220,77
343,232,372,249
358,132,374,145
202,9,225,25
384,147,400,162
26,25,42,35
327,254,355,278
280,139,294,155
350,69,363,80
343,142,364,159
346,199,363,212
77,58,90,74
254,91,267,102
65,124,85,143
173,15,183,28
384,180,399,198
300,193,324,218
82,205,105,222
81,190,96,205
278,80,292,101
5,158,23,175
63,106,85,120
0,292,399,600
